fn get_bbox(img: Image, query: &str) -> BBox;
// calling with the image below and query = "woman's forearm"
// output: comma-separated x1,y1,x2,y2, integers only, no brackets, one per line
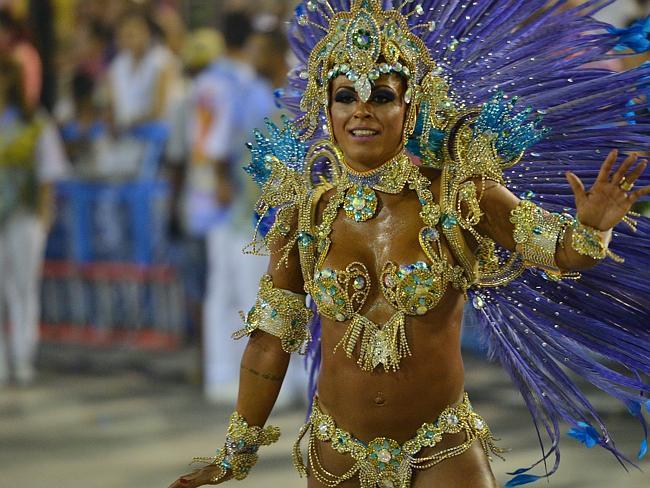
235,331,291,427
556,225,613,271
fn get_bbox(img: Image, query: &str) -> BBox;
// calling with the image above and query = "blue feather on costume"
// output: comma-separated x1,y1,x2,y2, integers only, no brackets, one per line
474,92,550,161
244,115,307,186
609,15,650,53
567,422,601,448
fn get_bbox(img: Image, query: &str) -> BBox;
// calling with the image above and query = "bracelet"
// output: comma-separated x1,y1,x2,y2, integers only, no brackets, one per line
233,274,313,354
192,411,281,482
571,220,608,260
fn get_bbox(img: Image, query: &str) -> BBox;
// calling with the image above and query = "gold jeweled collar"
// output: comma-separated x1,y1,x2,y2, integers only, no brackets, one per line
341,151,414,222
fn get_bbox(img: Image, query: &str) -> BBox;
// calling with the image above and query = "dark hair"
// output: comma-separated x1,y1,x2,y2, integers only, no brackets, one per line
72,71,96,102
88,20,112,45
222,11,253,50
0,55,30,119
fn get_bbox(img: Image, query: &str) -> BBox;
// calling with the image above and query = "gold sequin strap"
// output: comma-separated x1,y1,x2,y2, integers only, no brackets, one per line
233,274,313,354
192,411,280,482
293,394,504,488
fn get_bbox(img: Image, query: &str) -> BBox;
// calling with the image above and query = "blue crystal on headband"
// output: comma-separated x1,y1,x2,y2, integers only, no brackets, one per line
244,115,307,186
473,92,549,162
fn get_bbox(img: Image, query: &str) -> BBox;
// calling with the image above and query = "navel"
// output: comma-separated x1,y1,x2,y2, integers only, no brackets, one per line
374,392,386,406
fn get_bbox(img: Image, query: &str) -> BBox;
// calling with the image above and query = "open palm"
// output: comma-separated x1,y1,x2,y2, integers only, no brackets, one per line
566,150,650,230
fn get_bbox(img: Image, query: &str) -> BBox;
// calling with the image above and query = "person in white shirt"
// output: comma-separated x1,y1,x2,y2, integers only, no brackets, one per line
0,56,69,386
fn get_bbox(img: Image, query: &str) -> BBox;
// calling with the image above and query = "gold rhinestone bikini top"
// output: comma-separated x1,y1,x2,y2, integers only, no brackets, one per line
304,154,468,372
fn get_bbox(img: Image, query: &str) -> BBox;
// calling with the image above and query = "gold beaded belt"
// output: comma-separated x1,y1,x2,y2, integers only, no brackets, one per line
292,393,503,488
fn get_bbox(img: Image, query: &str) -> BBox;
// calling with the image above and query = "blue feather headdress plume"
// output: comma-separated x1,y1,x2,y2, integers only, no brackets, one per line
257,1,650,484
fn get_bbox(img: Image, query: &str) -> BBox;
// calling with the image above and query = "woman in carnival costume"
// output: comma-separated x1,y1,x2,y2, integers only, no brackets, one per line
170,1,650,487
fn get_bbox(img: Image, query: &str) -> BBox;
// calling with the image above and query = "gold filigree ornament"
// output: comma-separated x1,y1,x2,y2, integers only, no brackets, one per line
296,0,453,139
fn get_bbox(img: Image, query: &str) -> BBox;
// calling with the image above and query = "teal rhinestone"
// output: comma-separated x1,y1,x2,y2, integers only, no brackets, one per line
520,189,536,200
297,232,314,247
533,226,543,235
441,213,458,229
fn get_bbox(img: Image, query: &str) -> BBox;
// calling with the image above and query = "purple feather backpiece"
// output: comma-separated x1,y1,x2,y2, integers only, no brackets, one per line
280,0,650,484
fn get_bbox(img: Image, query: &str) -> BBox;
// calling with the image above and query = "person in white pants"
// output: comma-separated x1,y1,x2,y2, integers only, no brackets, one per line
0,57,69,386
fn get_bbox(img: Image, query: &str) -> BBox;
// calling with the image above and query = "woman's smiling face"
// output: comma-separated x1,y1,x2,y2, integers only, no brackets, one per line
329,73,408,171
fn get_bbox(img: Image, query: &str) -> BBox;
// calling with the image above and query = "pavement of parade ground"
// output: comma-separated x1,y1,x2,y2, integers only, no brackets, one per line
0,346,648,488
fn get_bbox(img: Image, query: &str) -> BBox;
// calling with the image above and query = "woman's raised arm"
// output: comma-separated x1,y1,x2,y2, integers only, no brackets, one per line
474,150,650,272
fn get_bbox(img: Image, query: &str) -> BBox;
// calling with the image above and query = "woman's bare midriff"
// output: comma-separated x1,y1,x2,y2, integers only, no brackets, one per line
316,288,466,443
314,173,472,444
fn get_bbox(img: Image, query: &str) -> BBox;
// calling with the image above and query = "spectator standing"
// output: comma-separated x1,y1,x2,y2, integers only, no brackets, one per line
107,8,177,132
0,56,69,386
103,7,178,178
193,11,275,403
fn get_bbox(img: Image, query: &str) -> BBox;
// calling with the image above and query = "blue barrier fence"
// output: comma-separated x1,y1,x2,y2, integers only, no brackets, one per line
41,123,187,348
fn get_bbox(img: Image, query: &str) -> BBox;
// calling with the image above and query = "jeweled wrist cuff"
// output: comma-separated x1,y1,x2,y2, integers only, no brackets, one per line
510,200,571,270
233,274,313,354
571,220,608,260
192,411,281,482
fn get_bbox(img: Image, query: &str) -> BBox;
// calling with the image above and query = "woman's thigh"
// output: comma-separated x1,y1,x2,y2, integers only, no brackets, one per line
412,440,497,488
306,438,360,488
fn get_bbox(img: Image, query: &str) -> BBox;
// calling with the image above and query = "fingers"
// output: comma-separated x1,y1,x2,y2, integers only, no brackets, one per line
169,470,204,488
566,172,586,204
597,149,618,183
630,184,650,203
168,477,192,488
622,159,648,187
612,153,639,183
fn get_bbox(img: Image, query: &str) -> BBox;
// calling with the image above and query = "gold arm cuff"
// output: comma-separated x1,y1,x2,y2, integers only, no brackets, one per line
193,411,281,482
233,274,313,354
510,200,572,270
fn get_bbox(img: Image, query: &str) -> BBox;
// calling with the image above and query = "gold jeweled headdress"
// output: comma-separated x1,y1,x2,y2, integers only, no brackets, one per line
296,0,458,140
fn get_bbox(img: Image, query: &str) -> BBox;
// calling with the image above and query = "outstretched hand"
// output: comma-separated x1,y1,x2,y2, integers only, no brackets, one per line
168,464,231,488
566,150,650,231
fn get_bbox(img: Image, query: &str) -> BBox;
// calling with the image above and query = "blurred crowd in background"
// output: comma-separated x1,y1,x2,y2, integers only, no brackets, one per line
0,0,649,402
